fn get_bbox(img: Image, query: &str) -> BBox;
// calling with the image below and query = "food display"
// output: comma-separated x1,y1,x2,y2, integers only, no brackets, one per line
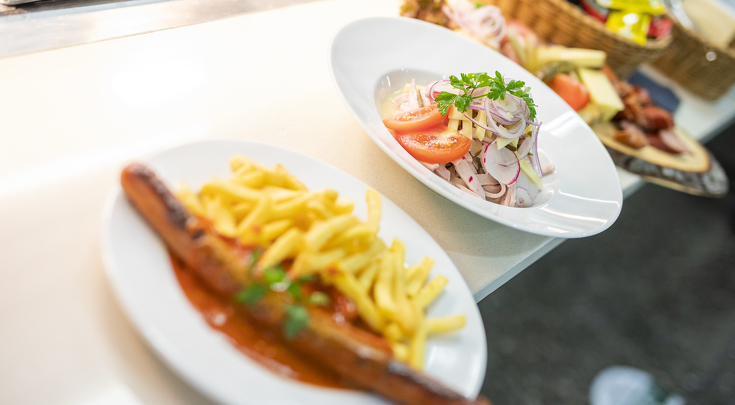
120,156,489,405
601,66,679,152
402,0,506,47
499,19,620,122
405,0,671,46
591,68,728,197
406,1,618,122
576,0,671,44
400,0,451,27
441,0,507,48
381,71,553,207
401,3,727,197
503,21,728,197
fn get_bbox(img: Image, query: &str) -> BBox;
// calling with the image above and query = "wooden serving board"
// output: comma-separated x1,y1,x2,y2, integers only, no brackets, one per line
592,122,729,197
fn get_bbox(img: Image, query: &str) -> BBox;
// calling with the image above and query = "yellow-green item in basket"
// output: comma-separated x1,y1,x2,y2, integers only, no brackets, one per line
606,10,652,44
595,0,666,14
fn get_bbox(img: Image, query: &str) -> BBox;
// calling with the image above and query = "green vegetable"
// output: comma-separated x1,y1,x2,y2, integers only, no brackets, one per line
287,282,302,300
263,266,287,285
309,291,331,306
247,250,262,277
283,304,310,339
435,71,537,121
435,73,481,115
236,284,267,305
235,262,326,337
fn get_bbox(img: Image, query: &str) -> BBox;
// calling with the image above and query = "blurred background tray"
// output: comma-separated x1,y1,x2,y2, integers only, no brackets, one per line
483,0,671,78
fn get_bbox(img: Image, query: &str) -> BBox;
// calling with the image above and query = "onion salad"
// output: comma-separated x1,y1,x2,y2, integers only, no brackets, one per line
382,72,554,208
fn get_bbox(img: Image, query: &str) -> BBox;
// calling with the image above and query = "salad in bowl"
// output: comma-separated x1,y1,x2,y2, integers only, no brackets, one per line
381,71,553,208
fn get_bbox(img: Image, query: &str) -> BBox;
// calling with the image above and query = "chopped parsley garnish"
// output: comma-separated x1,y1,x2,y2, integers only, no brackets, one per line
435,73,482,115
286,282,302,300
309,291,331,306
263,265,287,285
247,250,262,277
235,262,325,339
283,304,310,339
235,284,267,305
435,71,537,121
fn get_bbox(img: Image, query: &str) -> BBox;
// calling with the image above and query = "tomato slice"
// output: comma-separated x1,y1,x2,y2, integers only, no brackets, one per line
383,105,445,132
395,125,471,164
547,74,590,111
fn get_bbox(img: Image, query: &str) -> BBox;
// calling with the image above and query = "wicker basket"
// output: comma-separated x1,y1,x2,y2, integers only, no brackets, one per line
651,20,735,100
482,0,671,78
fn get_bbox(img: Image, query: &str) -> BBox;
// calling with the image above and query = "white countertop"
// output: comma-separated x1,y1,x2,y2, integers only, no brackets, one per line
0,0,734,403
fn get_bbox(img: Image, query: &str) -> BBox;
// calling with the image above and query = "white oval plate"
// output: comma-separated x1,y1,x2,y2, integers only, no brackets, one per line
329,17,623,238
101,139,486,405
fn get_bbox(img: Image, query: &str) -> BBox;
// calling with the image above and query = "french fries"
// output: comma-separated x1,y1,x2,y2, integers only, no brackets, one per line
408,320,428,370
336,239,386,273
176,155,465,371
406,257,435,297
357,260,379,291
390,341,409,362
374,251,399,321
414,275,449,310
258,228,303,271
427,315,466,334
329,271,385,332
391,239,417,335
305,214,359,252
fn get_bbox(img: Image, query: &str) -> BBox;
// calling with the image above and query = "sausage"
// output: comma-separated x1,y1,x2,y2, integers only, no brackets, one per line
120,163,492,405
614,121,649,149
643,106,674,131
648,129,688,154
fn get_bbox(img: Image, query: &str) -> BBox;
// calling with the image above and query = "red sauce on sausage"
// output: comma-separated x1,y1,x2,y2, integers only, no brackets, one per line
169,254,348,389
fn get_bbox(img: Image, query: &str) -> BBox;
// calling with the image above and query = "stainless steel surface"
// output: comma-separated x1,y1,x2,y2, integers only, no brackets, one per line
0,0,319,58
1,0,43,6
0,0,164,14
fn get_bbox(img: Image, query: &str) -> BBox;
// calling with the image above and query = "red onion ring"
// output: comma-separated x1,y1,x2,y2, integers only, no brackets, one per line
531,122,542,176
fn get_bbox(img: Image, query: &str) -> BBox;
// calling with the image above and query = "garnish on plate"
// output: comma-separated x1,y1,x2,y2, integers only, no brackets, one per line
435,71,537,121
237,264,326,338
170,155,467,367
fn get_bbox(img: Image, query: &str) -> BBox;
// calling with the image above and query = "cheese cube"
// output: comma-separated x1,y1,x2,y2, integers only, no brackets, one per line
577,68,624,122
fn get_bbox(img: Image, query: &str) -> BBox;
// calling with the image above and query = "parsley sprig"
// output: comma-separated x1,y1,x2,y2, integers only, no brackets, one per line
435,71,537,121
283,305,310,339
235,259,328,339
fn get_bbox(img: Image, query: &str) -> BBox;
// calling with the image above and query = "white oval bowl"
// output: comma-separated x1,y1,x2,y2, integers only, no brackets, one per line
329,17,623,238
